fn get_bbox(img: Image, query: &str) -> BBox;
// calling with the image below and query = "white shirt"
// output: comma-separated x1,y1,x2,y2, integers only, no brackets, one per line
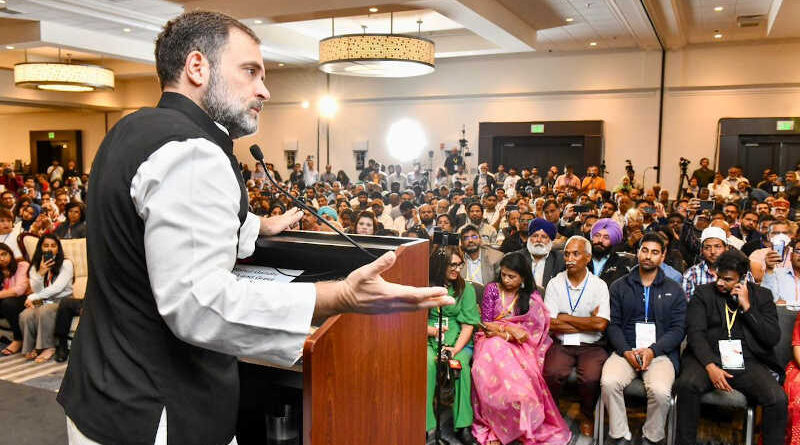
0,226,21,259
544,270,610,344
130,131,316,366
28,259,74,302
531,255,546,288
465,255,483,285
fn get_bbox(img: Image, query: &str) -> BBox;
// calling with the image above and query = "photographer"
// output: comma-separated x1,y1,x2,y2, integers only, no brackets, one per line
691,158,715,188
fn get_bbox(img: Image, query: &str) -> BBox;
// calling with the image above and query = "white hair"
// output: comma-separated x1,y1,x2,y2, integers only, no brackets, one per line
565,235,591,256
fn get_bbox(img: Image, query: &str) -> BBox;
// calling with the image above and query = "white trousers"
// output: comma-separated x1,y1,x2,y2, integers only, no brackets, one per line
67,409,238,445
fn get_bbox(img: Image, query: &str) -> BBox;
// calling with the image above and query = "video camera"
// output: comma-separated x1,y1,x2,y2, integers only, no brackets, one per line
433,228,460,247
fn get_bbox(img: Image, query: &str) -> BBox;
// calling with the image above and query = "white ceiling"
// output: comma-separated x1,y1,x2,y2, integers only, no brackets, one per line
0,0,797,73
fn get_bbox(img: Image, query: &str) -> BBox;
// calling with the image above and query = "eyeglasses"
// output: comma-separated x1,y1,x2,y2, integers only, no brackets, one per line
462,235,480,241
448,262,464,270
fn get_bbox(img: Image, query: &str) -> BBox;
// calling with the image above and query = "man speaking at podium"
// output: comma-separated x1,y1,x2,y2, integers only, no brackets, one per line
57,11,452,445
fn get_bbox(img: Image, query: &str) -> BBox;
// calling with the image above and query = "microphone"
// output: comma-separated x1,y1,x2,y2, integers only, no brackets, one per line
249,144,378,259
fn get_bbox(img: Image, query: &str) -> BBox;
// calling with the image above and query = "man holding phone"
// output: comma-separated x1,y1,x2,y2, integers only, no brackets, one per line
675,250,786,445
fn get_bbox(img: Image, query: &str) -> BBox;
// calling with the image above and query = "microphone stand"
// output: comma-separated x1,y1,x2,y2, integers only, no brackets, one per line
250,146,378,259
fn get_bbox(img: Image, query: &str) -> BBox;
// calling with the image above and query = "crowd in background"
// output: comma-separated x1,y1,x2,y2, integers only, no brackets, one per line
5,149,800,444
241,148,800,445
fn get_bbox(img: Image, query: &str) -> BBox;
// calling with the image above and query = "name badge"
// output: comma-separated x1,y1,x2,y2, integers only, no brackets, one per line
562,333,581,346
719,339,745,370
635,322,656,349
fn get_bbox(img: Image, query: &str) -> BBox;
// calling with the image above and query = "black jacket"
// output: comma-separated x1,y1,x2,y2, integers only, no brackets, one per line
514,247,565,292
589,249,636,288
607,268,687,372
472,174,496,193
685,282,782,376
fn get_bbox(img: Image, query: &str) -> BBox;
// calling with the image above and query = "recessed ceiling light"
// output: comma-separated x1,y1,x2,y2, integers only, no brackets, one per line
254,19,263,24
714,33,723,39
565,17,574,22
123,28,131,32
5,45,14,50
278,63,285,67
369,7,379,13
589,41,597,46
714,6,724,12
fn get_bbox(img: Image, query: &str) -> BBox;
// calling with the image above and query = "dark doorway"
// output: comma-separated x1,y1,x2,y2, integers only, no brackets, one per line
493,136,586,173
478,121,603,175
29,130,83,175
737,135,800,184
718,118,800,184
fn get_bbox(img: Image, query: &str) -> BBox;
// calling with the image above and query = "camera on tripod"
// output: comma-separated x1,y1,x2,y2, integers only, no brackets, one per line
625,159,634,174
433,228,460,247
679,157,690,172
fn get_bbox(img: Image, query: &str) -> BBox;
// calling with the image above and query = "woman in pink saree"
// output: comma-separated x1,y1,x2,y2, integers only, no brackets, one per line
472,252,571,445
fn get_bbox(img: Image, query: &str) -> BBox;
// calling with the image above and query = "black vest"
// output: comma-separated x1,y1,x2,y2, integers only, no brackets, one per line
57,93,248,445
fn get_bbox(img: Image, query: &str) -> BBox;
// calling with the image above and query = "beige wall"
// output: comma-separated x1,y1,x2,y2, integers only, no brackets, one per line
3,40,800,195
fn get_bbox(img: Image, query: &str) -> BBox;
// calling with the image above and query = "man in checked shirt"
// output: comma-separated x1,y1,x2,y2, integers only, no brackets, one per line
682,227,729,300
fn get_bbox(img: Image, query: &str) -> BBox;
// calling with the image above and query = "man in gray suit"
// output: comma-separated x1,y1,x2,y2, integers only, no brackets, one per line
514,218,566,293
459,224,503,286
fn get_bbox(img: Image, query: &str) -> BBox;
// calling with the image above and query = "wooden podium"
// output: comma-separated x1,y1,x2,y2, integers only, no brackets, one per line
236,231,429,445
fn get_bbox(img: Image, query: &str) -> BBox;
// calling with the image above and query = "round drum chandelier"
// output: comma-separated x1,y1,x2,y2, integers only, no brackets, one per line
14,62,115,92
318,16,435,78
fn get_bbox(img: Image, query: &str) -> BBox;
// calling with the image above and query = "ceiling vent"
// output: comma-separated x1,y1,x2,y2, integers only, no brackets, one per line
737,15,764,28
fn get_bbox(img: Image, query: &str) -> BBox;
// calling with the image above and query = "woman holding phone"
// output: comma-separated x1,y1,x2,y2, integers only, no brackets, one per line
20,234,74,362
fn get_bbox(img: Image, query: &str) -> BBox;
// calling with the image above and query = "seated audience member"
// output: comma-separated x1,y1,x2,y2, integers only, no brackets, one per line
0,209,22,259
499,211,530,253
0,242,29,355
675,250,786,445
602,233,687,445
731,210,761,244
20,234,74,363
459,202,498,245
460,225,503,286
338,208,355,232
472,252,571,445
750,220,792,283
784,311,800,443
353,211,377,235
762,238,800,308
426,247,480,443
515,218,565,292
589,218,635,286
53,294,82,362
682,227,728,300
54,201,87,240
436,213,455,234
543,235,610,437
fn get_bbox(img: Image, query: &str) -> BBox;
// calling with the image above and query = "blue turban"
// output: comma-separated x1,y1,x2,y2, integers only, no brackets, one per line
590,218,623,246
527,218,557,240
317,206,338,221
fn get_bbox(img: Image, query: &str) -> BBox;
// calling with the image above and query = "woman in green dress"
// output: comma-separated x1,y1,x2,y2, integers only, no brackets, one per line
427,246,481,442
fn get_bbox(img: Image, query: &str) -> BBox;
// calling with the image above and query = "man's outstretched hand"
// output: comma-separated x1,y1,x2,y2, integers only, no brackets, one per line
260,207,304,235
314,251,453,323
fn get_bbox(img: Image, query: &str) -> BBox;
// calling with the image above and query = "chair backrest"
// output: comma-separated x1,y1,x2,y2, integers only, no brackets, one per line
18,232,39,263
60,238,88,299
775,306,798,370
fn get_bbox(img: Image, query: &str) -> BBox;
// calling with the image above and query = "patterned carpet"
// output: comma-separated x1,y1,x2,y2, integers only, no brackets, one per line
0,341,67,392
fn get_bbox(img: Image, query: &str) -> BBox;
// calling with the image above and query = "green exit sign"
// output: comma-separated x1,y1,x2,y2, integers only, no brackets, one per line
530,124,545,134
777,120,795,131
48,132,55,139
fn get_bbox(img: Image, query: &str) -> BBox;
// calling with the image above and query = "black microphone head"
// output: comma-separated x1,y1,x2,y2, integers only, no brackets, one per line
250,144,263,161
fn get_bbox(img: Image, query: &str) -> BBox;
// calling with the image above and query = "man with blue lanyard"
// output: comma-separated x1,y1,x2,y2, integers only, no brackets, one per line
543,235,611,438
601,233,687,445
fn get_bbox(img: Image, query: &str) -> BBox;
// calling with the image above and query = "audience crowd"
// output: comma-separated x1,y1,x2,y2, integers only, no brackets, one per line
4,152,800,445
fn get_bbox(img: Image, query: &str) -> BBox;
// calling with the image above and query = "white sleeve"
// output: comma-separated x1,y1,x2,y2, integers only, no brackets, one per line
543,278,559,318
28,260,74,301
595,278,611,321
131,139,316,366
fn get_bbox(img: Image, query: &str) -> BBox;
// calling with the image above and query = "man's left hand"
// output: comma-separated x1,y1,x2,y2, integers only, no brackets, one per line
633,347,655,370
260,207,304,236
733,282,750,311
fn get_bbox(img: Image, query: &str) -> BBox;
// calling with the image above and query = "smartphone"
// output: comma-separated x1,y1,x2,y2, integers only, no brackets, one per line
43,251,54,262
699,200,714,211
573,205,590,213
505,205,519,212
643,206,656,215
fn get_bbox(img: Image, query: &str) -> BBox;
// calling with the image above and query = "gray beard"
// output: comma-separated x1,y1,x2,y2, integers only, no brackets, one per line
202,67,260,139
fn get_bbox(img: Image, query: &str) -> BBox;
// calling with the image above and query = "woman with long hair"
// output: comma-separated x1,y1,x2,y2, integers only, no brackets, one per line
426,246,480,443
336,170,350,188
471,252,571,445
0,242,29,355
20,234,74,363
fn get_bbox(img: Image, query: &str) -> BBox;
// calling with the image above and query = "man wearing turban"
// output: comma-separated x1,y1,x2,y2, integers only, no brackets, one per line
589,218,636,287
514,218,566,293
